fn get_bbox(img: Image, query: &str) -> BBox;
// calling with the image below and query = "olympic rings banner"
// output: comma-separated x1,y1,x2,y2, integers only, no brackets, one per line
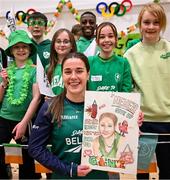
4,0,80,34
96,0,133,18
6,9,36,25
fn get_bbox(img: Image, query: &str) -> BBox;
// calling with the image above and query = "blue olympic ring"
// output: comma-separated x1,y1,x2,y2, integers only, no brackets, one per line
96,2,108,14
6,11,11,19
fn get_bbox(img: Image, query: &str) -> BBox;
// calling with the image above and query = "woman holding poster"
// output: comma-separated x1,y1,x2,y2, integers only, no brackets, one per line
124,3,170,179
28,52,109,179
29,51,143,178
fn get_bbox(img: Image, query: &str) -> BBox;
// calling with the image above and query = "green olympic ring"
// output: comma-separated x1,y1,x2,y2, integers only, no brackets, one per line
117,5,127,17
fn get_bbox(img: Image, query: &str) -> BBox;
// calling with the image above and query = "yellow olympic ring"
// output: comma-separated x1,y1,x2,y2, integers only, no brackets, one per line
101,7,114,18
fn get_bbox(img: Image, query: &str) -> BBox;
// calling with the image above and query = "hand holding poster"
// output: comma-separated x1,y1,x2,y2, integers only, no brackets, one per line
81,91,140,174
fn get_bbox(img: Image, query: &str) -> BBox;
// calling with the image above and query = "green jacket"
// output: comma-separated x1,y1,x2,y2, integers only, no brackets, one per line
31,39,51,68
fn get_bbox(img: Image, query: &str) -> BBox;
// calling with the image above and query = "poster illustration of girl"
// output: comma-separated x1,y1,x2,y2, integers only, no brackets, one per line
81,91,140,174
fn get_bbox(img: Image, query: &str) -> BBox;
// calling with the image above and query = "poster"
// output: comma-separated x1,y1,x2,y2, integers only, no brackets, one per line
81,91,140,174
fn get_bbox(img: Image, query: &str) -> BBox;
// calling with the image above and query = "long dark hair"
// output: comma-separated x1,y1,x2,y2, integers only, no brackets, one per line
96,22,118,46
47,28,77,84
48,52,90,127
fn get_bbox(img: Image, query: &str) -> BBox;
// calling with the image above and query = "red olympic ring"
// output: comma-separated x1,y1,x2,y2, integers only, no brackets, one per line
96,0,132,16
120,0,132,12
26,8,36,15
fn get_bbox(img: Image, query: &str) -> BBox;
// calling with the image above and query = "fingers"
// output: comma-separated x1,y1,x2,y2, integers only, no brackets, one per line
12,128,17,140
138,130,142,137
138,110,144,127
77,165,92,177
0,68,9,85
12,126,16,135
0,68,8,78
12,124,23,140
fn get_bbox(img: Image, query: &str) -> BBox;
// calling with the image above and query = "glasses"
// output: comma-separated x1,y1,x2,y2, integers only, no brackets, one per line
28,20,46,27
55,39,70,45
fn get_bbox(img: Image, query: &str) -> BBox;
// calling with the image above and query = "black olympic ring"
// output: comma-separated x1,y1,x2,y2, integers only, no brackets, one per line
108,2,120,14
15,11,27,23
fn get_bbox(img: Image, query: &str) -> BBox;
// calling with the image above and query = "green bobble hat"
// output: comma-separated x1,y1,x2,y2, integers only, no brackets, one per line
5,30,37,57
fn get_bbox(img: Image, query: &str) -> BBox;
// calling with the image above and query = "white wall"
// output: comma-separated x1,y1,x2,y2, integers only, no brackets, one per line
0,0,170,48
1,0,170,14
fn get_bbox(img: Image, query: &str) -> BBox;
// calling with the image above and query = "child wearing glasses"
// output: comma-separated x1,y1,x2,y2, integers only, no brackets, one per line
46,28,77,95
27,11,51,69
27,12,51,132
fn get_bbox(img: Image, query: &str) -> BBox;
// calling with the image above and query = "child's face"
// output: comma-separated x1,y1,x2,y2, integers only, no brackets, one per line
97,25,117,54
54,31,72,57
27,18,46,39
99,117,115,138
80,14,96,39
140,11,161,43
11,43,31,61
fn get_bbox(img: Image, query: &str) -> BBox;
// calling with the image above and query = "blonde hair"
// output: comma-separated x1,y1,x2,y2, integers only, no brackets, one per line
138,3,167,32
